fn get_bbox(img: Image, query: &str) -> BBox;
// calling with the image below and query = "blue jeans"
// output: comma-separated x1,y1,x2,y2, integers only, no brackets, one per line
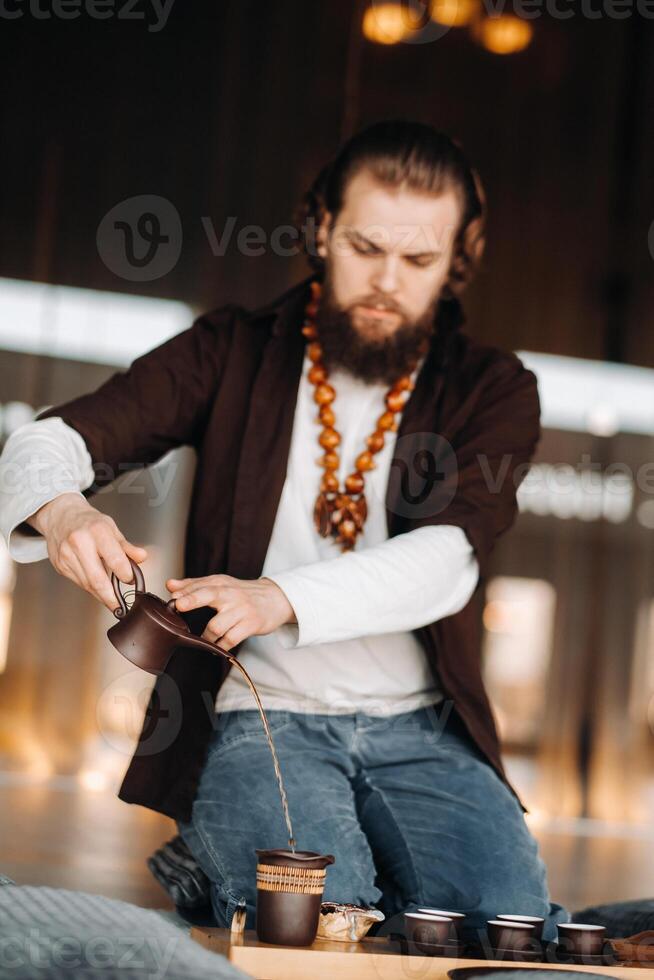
177,703,568,941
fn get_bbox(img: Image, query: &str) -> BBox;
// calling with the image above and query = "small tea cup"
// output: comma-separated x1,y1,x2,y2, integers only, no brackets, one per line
496,913,545,940
404,912,455,949
557,923,606,957
487,919,537,951
417,908,465,939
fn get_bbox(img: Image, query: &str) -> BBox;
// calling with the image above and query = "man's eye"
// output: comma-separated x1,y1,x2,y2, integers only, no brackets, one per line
353,242,380,256
406,255,435,268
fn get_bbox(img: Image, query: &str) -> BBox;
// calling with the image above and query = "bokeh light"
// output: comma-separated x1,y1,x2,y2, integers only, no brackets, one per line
475,14,534,54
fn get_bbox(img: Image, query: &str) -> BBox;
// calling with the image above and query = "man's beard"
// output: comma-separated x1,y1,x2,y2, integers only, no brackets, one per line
314,278,440,385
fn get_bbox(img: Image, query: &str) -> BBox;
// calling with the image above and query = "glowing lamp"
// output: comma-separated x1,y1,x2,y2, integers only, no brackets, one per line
476,14,533,54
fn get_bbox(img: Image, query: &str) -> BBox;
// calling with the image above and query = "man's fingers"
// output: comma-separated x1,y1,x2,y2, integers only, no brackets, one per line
61,549,92,594
202,610,242,646
174,587,221,611
123,539,148,561
76,543,120,610
215,622,250,652
99,539,139,586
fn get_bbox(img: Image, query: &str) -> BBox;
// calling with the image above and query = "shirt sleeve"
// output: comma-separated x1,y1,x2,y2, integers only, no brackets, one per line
0,417,96,563
266,524,479,647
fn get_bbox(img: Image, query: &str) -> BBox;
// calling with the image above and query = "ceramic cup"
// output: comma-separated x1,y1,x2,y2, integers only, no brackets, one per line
404,913,455,950
417,908,466,940
496,914,545,940
557,923,606,957
487,919,537,951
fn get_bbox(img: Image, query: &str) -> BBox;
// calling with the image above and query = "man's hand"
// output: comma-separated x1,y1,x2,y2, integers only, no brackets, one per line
166,574,296,651
29,491,148,610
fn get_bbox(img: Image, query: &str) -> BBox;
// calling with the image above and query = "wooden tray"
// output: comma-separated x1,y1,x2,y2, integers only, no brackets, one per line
190,928,654,980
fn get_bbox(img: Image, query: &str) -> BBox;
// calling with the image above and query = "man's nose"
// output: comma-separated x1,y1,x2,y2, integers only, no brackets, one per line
370,253,401,295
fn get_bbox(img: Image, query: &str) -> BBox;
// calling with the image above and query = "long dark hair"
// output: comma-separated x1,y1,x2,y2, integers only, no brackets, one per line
297,119,486,301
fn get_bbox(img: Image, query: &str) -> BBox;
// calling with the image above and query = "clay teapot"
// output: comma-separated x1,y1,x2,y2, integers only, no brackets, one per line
107,556,232,674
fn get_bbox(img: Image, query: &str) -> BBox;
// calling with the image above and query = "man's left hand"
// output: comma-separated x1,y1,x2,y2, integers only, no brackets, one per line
166,574,296,652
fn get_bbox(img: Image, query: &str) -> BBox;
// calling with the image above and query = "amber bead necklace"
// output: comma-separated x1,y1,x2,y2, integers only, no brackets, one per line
302,280,420,551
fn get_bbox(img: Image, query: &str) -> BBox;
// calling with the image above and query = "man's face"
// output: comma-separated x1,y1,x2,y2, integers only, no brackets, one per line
314,168,462,383
318,168,461,337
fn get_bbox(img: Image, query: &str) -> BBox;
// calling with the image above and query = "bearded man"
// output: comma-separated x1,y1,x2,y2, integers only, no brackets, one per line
0,120,567,939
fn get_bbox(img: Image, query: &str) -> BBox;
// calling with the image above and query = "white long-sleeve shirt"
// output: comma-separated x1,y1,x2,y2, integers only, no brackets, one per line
0,353,480,716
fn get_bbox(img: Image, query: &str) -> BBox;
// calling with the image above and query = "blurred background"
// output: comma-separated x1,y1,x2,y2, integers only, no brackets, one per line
0,0,653,916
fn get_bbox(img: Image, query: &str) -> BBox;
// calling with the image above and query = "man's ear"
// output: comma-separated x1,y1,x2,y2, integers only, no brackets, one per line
316,211,332,258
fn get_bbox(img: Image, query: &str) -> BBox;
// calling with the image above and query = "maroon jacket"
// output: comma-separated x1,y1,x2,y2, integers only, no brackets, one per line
37,275,541,820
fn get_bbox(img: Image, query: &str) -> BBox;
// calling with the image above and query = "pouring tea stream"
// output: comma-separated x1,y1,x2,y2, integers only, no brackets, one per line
107,557,296,852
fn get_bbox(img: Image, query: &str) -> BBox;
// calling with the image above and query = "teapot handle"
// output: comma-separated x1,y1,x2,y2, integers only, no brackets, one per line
111,556,146,619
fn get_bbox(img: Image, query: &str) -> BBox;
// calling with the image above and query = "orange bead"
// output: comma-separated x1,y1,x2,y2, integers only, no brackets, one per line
308,363,327,384
319,427,341,449
320,450,339,470
310,281,322,300
366,431,385,453
393,375,413,392
307,342,323,363
345,472,364,494
318,405,335,427
314,383,336,406
302,324,317,340
355,451,375,472
377,411,395,431
304,302,319,318
385,390,406,413
321,472,339,492
339,520,356,538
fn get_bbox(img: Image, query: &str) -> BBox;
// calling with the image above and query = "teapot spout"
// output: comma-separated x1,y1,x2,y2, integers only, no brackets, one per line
180,632,234,662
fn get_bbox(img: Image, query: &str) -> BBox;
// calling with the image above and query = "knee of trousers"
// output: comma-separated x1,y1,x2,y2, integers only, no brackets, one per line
321,863,382,909
209,881,246,929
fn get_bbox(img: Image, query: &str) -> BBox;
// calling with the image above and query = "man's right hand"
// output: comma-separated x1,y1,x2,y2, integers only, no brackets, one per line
27,492,148,611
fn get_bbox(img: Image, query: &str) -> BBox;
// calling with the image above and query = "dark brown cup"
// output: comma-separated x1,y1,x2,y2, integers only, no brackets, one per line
487,919,537,951
496,914,545,939
405,913,455,950
417,908,465,940
255,848,335,947
557,923,606,956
